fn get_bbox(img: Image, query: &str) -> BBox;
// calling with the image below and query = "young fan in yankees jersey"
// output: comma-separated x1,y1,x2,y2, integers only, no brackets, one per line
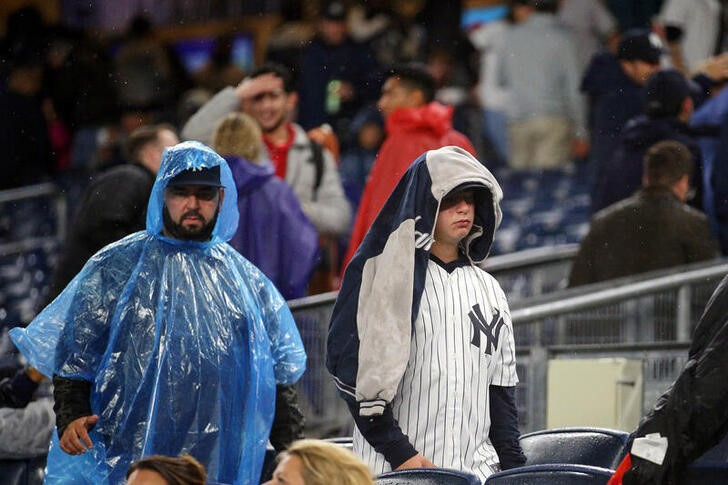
327,146,525,482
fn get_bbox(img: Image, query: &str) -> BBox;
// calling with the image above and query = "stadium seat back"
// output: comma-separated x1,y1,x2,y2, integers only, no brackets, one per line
519,427,629,470
484,463,612,484
376,467,481,484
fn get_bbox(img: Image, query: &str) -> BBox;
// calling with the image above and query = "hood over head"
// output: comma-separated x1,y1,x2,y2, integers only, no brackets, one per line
146,141,239,245
224,155,275,195
426,146,503,263
386,102,454,139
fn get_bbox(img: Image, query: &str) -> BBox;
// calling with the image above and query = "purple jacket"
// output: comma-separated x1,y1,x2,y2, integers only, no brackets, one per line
227,155,319,299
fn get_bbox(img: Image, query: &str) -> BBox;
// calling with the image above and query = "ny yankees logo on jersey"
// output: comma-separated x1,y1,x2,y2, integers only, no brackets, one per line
468,304,504,355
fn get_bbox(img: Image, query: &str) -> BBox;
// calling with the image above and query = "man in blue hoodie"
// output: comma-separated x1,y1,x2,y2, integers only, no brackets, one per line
10,142,306,485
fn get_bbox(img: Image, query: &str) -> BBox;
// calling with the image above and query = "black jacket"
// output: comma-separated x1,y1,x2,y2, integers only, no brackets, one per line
624,274,728,484
581,52,645,175
591,116,702,214
570,186,718,287
47,163,155,301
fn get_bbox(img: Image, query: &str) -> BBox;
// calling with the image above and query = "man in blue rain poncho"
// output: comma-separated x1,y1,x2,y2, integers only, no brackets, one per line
9,141,307,485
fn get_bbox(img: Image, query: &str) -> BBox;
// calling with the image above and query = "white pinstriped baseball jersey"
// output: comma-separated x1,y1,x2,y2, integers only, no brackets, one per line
353,259,518,482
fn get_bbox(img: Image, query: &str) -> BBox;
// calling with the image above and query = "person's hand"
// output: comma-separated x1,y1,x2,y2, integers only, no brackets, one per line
235,77,254,101
395,453,436,470
571,138,590,160
696,53,728,82
60,415,99,455
25,366,44,383
338,81,355,102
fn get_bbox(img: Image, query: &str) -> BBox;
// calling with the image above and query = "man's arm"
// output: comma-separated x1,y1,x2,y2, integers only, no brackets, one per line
489,385,526,469
181,86,241,144
0,368,42,408
684,216,720,263
0,399,55,459
346,401,424,469
269,384,305,452
52,375,98,455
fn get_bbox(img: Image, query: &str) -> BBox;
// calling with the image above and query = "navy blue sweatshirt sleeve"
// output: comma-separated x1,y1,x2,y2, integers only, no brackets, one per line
0,369,39,408
690,74,715,110
489,385,526,469
347,401,418,468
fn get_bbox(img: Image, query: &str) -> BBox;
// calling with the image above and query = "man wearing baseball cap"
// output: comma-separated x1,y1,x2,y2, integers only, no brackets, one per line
10,142,307,484
582,30,663,189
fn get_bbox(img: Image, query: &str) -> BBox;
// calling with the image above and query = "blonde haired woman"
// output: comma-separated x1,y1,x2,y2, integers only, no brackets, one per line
212,112,319,300
265,439,374,485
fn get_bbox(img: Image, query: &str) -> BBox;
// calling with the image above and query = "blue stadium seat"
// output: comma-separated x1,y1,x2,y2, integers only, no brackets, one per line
376,468,481,485
484,464,612,484
491,165,591,255
519,427,629,470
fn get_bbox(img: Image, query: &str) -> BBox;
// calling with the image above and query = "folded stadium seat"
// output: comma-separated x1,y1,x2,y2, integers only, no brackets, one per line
485,463,612,484
519,427,629,470
376,468,481,485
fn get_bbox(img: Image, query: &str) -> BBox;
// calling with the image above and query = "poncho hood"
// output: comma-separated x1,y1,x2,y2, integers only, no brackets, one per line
224,154,275,196
147,140,239,244
386,101,455,139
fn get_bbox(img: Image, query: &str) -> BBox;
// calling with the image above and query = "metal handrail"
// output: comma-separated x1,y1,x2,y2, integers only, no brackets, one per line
0,237,57,257
0,183,59,204
288,290,338,311
0,183,68,253
287,243,581,310
483,243,578,272
511,260,728,324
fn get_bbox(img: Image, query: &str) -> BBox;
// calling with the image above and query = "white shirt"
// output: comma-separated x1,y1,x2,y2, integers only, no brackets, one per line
661,0,721,72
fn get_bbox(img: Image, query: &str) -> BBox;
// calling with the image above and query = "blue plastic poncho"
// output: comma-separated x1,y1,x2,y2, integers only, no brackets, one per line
10,141,306,485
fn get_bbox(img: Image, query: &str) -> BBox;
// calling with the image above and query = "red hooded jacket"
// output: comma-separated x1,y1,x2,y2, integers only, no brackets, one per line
342,102,475,271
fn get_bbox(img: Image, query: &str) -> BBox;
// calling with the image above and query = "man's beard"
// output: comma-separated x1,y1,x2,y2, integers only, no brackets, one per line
162,206,220,242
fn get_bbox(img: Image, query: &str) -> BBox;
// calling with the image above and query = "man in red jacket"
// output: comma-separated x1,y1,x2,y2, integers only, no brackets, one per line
342,63,476,270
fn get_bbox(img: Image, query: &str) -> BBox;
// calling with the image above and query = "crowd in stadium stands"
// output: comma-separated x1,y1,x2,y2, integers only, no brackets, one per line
2,0,728,483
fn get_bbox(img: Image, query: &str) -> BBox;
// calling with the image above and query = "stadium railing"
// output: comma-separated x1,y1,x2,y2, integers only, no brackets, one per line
0,183,67,256
289,257,728,437
288,244,581,436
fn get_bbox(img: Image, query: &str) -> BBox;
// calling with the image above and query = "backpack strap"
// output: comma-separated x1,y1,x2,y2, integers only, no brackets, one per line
308,139,324,201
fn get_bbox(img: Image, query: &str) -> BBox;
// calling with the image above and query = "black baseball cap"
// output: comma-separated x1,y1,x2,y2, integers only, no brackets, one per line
447,182,487,196
322,1,346,21
617,30,663,65
645,69,691,118
167,165,222,187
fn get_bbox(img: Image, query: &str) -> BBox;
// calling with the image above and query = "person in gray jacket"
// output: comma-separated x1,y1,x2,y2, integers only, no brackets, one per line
182,63,351,237
496,0,589,169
